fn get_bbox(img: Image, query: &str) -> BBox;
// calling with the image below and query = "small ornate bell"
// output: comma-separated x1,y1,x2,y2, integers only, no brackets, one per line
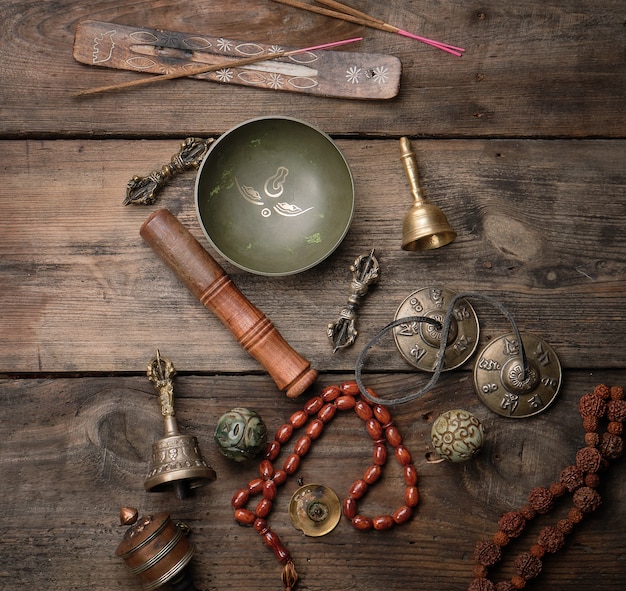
399,137,456,251
144,350,216,498
116,508,199,591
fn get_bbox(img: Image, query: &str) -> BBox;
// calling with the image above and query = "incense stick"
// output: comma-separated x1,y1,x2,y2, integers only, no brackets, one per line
74,36,363,97
272,0,465,57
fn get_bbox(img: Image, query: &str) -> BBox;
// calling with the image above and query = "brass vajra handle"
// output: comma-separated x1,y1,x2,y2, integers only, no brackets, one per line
124,137,214,206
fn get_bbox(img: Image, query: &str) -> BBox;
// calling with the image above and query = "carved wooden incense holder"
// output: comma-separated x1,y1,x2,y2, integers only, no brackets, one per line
140,208,317,398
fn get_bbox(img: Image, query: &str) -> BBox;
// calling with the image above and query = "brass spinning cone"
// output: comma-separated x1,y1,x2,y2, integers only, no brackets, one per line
144,350,216,498
399,137,456,251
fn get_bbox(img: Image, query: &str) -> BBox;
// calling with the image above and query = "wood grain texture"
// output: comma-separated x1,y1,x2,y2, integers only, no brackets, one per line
0,1,624,590
0,1,624,137
0,138,623,373
0,372,624,591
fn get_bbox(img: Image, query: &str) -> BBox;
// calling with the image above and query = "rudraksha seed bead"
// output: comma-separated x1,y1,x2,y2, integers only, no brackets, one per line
578,392,607,418
510,574,527,589
514,551,542,579
607,399,626,422
495,583,514,591
584,473,600,488
610,385,624,400
468,577,495,591
528,487,554,514
472,564,488,579
493,530,510,547
582,416,598,433
474,540,502,567
594,384,610,399
549,481,567,497
556,518,574,536
573,486,602,513
538,525,565,553
529,543,545,558
519,505,536,520
584,431,600,447
575,446,602,473
568,507,584,524
608,421,623,435
559,465,584,492
498,511,526,538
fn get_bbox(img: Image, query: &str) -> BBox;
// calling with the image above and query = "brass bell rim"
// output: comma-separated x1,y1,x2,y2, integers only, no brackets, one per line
289,483,341,537
401,203,457,251
144,465,217,492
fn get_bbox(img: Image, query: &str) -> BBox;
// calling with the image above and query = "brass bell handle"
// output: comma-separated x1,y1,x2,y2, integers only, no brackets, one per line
399,136,425,205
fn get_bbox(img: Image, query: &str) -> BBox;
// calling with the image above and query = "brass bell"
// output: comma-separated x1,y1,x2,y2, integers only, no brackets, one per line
116,507,200,591
144,350,216,498
399,137,456,251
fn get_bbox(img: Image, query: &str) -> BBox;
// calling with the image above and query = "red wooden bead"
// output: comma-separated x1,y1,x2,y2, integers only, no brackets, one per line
318,402,337,423
304,396,324,415
385,425,403,448
231,488,249,508
255,497,273,518
321,384,341,402
373,515,395,530
403,464,418,486
361,388,377,405
373,442,387,465
349,479,368,499
355,400,374,421
366,418,383,439
343,497,357,519
294,435,312,457
393,505,413,525
273,470,287,486
352,515,374,530
405,485,419,507
305,418,324,440
283,453,301,474
275,424,293,444
336,395,356,410
253,518,267,532
234,508,256,525
373,404,392,425
264,440,281,461
340,381,361,396
259,459,274,480
263,479,277,500
363,464,382,484
395,444,413,466
248,478,264,495
289,410,308,429
261,527,291,563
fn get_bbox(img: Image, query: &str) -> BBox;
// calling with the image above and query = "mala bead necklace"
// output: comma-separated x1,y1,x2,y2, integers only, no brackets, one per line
468,384,625,591
230,380,419,591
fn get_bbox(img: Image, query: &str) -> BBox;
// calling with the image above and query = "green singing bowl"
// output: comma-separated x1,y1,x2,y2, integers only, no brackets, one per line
195,117,354,276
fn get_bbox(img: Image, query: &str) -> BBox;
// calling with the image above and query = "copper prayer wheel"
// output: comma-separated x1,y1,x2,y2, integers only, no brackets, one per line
116,511,196,591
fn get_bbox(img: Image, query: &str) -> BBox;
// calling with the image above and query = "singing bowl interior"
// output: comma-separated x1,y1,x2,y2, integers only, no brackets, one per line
195,117,354,276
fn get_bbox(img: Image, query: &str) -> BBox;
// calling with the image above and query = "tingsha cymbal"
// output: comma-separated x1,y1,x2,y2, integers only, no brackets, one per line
289,484,341,537
393,286,479,372
473,332,562,418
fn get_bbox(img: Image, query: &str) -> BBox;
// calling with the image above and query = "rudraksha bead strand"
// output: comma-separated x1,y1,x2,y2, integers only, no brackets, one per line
468,384,624,591
231,381,418,591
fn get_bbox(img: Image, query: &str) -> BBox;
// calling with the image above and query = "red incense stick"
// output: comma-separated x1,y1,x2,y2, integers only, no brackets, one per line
75,36,363,97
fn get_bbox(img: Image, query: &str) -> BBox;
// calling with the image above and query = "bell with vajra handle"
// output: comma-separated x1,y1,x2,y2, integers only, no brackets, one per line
144,350,216,498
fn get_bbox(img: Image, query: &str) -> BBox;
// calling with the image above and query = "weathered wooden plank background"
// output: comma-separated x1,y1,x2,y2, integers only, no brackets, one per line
0,1,624,591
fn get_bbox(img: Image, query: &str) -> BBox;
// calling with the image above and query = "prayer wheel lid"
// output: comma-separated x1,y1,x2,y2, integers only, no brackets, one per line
116,512,170,557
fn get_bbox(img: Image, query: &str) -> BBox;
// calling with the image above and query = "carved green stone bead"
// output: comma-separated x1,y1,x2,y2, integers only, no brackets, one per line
214,407,268,461
431,409,484,462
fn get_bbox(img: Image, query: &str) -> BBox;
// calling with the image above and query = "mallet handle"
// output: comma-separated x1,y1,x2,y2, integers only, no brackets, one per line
140,208,317,398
